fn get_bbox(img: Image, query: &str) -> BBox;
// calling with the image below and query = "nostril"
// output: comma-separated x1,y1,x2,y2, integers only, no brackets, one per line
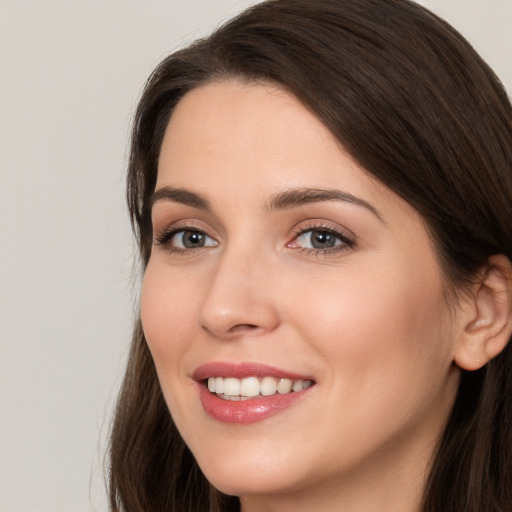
200,322,263,338
228,323,259,334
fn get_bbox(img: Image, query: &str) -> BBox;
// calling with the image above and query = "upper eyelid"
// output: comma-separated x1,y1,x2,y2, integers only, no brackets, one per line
150,201,222,237
153,223,213,245
292,221,357,240
153,219,214,237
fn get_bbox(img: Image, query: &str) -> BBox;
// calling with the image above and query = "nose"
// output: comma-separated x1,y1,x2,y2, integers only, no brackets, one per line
198,248,280,339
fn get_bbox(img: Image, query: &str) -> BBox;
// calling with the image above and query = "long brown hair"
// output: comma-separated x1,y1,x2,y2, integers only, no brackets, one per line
108,1,512,510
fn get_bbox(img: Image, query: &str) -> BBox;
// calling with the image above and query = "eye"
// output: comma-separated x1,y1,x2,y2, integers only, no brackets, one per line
289,225,355,254
154,227,218,251
296,230,342,249
171,230,217,249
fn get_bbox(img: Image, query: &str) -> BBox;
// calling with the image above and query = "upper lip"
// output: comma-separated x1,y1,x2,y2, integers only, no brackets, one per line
193,361,314,382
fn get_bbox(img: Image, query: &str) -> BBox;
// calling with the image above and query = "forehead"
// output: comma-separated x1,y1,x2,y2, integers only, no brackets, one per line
158,80,331,176
157,80,414,224
160,81,363,188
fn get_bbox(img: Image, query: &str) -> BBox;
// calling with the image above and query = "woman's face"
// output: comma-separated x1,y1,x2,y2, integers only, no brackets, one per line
141,81,462,507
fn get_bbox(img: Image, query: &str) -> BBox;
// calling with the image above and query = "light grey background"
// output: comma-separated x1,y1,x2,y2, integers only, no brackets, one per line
0,1,510,511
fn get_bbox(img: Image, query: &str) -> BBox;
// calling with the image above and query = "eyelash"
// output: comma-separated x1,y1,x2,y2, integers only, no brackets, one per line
290,224,356,256
153,224,215,255
153,223,356,257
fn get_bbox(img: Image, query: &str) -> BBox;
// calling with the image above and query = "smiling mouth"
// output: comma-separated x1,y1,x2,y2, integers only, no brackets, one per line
207,376,314,401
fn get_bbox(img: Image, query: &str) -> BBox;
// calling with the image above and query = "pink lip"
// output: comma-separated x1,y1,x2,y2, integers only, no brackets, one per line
193,362,315,424
193,361,312,381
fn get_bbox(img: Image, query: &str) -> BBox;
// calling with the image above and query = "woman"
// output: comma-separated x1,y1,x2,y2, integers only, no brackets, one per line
108,0,512,511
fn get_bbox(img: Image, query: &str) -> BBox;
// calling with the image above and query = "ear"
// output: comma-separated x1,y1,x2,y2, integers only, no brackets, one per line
454,254,512,371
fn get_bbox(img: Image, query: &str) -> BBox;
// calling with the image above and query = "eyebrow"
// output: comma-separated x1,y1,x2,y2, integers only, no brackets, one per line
149,185,384,223
149,186,211,211
267,188,384,223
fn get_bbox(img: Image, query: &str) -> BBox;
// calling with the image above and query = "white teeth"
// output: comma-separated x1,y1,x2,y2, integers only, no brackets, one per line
223,378,240,396
207,376,313,398
260,376,277,396
240,377,260,397
292,379,303,392
277,378,292,394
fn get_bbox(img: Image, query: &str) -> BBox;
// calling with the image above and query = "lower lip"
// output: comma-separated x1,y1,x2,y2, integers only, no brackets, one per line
198,384,312,424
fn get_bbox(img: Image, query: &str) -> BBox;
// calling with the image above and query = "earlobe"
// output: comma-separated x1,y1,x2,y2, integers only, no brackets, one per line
454,254,512,371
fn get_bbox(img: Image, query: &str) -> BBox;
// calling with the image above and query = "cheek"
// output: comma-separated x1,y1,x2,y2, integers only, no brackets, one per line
139,263,198,367
282,261,456,463
139,263,206,430
287,259,452,385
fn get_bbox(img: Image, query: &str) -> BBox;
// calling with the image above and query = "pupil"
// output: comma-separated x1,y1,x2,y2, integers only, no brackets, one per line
183,231,204,248
312,231,335,249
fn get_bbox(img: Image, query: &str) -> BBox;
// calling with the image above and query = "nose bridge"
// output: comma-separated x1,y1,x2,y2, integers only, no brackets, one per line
198,237,279,338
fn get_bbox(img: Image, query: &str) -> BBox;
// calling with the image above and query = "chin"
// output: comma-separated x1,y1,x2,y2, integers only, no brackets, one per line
203,465,303,498
189,438,310,497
